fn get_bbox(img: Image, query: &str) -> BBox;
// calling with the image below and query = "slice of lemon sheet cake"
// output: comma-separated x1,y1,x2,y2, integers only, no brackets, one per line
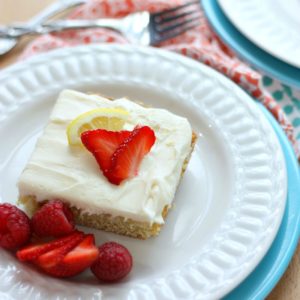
18,90,196,239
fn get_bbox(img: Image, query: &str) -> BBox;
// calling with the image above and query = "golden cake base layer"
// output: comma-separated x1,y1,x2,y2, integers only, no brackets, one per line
19,133,197,239
19,195,169,239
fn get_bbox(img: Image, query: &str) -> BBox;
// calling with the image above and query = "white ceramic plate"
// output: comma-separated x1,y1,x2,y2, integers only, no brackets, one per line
0,45,286,300
218,0,300,68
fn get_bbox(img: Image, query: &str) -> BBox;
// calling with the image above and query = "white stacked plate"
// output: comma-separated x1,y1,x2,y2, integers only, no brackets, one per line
218,0,300,68
202,0,300,89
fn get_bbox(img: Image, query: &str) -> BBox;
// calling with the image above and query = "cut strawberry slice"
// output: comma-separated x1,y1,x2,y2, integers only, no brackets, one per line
17,231,84,262
81,129,131,172
35,233,85,269
36,234,99,278
107,126,156,185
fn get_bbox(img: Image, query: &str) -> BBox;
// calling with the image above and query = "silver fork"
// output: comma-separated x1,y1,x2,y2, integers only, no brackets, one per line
0,1,200,46
0,0,87,56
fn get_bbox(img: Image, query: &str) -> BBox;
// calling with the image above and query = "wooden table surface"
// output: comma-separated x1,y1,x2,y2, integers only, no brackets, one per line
0,1,299,299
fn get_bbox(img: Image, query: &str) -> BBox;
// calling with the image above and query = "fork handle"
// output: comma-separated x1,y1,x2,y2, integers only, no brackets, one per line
40,19,122,34
0,19,123,38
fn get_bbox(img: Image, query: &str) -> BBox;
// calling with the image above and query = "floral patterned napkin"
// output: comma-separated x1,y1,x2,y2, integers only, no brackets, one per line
262,76,300,140
19,0,300,159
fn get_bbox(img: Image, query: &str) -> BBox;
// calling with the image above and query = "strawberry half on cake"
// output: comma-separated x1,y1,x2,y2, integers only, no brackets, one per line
18,90,196,239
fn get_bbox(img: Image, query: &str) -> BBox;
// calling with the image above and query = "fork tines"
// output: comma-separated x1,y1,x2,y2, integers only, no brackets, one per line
153,1,200,17
150,1,201,44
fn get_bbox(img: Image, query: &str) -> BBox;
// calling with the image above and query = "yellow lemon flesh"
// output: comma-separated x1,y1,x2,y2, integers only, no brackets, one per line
67,108,129,146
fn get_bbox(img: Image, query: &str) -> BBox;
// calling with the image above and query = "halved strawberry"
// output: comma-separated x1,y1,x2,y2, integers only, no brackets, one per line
17,231,84,262
36,234,99,278
81,129,131,172
107,126,156,185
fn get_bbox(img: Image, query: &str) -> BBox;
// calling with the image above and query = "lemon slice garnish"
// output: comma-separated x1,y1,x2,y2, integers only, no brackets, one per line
67,108,129,146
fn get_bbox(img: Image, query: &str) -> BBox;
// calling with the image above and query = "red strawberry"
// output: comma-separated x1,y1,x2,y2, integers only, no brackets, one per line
36,234,99,278
31,200,75,238
107,126,156,185
81,129,131,172
91,241,133,282
17,231,84,262
0,203,31,250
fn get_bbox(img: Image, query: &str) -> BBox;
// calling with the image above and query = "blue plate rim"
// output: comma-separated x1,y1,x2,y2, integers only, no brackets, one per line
201,0,300,89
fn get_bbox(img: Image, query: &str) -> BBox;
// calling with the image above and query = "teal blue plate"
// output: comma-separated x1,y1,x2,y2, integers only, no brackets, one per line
223,103,300,299
201,0,300,89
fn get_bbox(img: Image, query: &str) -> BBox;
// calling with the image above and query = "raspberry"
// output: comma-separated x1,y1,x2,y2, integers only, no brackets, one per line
0,203,31,250
31,200,75,238
91,242,133,282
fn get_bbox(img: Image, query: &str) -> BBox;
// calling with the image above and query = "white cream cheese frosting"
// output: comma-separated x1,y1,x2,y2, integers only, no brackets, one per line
18,90,193,224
